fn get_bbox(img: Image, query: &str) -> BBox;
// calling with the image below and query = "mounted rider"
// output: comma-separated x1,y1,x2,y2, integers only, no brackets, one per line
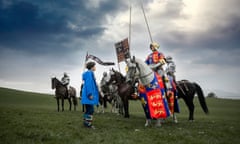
145,42,180,119
61,72,70,97
145,42,171,90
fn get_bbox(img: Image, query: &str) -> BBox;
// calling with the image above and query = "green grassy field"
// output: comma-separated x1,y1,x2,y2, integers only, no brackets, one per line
0,87,239,144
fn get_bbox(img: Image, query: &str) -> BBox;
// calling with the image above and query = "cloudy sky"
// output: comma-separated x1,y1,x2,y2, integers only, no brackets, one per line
0,0,239,99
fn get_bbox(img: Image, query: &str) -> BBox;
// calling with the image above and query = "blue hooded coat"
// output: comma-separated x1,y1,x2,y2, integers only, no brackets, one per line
81,70,99,105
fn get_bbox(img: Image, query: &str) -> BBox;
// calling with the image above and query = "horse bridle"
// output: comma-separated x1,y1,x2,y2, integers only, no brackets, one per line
127,63,138,86
129,62,153,85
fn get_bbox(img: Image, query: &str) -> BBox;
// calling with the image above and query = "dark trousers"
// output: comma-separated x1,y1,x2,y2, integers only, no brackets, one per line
83,104,94,127
85,104,94,115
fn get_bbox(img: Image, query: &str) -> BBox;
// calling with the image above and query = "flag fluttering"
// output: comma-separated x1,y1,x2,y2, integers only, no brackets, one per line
115,38,130,62
86,54,115,66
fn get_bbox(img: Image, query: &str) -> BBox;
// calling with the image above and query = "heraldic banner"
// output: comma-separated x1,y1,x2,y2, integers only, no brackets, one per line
86,53,115,66
138,73,170,119
146,88,169,119
115,38,131,62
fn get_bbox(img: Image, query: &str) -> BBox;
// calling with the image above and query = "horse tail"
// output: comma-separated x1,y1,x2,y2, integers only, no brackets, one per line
193,82,209,114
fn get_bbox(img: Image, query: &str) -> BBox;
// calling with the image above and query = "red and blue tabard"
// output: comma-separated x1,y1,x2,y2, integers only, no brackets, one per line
145,51,165,65
138,73,170,119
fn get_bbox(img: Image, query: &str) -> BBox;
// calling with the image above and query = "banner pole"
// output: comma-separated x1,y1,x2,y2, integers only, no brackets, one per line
140,0,153,43
118,62,121,73
129,0,132,50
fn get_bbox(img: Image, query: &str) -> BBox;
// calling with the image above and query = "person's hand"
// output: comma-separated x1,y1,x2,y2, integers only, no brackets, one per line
159,59,166,65
88,95,93,100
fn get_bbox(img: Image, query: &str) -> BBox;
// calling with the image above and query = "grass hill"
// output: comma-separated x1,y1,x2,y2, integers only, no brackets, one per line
0,87,239,144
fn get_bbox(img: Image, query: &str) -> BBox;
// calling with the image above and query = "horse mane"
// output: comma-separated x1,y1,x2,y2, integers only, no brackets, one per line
114,70,126,82
134,57,154,85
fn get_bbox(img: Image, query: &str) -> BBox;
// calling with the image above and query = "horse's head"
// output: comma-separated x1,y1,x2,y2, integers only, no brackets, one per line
109,68,125,85
51,77,63,89
51,77,57,89
125,56,140,84
126,56,155,86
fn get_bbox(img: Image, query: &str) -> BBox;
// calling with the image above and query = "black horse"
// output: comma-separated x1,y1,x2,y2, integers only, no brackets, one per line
108,69,137,118
176,80,209,120
51,77,78,111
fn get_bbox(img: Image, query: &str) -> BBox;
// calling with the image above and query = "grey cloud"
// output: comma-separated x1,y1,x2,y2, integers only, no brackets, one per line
0,0,126,56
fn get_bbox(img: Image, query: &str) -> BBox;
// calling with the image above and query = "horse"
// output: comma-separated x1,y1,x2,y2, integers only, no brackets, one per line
176,80,209,121
125,56,209,122
51,77,78,111
108,68,137,118
100,78,124,114
80,83,111,113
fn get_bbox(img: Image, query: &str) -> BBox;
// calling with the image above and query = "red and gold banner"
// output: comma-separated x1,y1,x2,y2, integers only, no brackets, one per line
146,88,168,119
167,91,175,114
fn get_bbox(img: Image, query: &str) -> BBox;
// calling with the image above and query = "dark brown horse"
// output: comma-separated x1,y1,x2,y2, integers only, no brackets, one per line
51,77,78,111
108,69,137,118
80,83,111,113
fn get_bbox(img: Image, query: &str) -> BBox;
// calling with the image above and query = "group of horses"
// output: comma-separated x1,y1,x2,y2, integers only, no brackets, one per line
51,56,209,123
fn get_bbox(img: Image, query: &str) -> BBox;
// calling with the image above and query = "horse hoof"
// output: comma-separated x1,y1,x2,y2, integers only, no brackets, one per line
145,123,149,127
155,119,162,127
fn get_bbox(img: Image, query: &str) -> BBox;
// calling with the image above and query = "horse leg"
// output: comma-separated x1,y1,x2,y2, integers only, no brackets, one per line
184,98,195,121
173,113,178,123
123,98,129,118
111,101,116,113
74,104,76,111
188,102,195,121
145,119,151,127
118,100,124,115
68,98,72,111
57,98,60,112
74,99,77,111
72,97,77,111
61,98,64,111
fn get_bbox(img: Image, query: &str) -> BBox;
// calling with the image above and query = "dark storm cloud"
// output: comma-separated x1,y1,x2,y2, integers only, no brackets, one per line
0,0,126,56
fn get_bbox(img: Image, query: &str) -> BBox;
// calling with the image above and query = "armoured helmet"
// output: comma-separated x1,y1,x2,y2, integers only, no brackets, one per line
64,72,68,77
150,42,160,51
103,72,107,77
165,56,173,63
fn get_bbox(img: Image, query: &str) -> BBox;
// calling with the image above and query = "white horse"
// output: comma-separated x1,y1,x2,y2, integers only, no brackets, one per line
125,56,178,126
